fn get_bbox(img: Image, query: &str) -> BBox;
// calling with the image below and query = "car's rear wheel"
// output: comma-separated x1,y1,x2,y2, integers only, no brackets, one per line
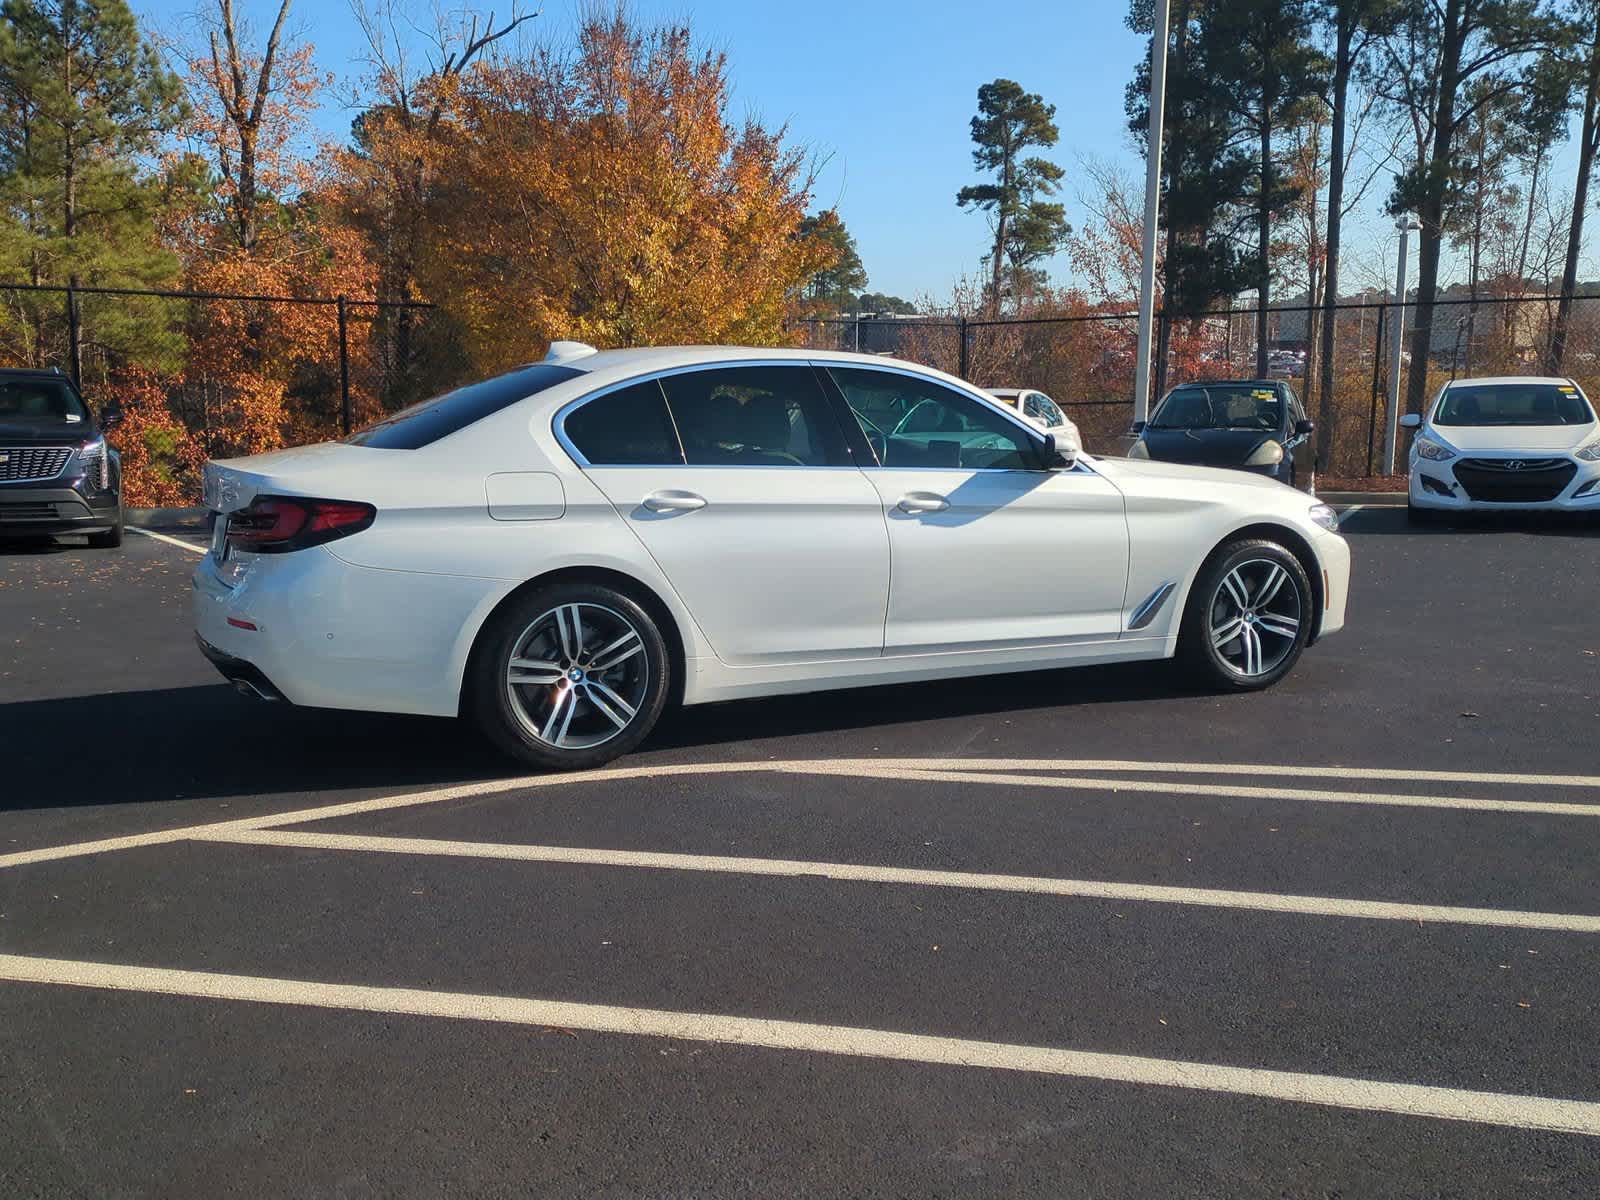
467,582,670,770
1180,539,1312,691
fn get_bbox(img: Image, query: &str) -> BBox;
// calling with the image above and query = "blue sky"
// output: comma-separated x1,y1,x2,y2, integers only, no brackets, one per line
132,0,1571,303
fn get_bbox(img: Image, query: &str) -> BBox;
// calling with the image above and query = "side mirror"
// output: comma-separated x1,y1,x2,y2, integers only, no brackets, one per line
99,404,124,431
1129,420,1147,435
1042,431,1079,470
1295,418,1314,436
1399,413,1422,430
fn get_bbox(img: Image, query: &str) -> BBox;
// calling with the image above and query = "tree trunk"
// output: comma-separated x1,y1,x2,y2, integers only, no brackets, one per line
1550,22,1600,373
1315,19,1353,472
1405,0,1464,416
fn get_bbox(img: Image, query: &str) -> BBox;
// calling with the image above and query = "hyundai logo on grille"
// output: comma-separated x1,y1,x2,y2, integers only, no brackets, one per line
1505,460,1525,471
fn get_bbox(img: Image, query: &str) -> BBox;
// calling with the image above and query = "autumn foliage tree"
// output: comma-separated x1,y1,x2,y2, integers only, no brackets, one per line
346,13,835,371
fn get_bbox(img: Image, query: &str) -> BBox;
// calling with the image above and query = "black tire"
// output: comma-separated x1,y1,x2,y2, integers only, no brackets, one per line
1179,538,1313,692
466,581,670,770
87,506,123,549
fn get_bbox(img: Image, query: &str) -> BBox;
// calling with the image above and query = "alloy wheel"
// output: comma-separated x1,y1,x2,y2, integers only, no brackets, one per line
504,602,650,749
1207,558,1302,678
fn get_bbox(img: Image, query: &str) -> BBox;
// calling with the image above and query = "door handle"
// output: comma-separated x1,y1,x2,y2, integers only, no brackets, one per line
896,492,950,514
642,490,707,513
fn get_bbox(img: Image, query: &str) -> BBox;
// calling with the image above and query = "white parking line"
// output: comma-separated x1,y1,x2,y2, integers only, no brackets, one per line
203,828,1600,934
855,758,1600,790
6,758,1600,872
782,763,1600,818
3,951,1597,1136
127,526,206,554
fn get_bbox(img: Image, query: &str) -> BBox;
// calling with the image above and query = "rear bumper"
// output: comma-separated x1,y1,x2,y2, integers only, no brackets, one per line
0,485,119,534
192,542,505,717
195,634,288,701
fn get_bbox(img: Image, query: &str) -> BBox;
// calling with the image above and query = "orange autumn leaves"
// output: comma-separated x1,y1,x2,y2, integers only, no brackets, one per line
343,14,835,374
116,8,842,503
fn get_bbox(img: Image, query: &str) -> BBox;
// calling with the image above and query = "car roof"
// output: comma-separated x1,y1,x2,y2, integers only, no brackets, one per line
553,345,943,374
0,367,73,380
1441,375,1577,388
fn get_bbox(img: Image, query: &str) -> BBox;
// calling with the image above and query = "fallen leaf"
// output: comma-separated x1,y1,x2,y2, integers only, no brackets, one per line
1459,711,1480,719
1517,1001,1532,1009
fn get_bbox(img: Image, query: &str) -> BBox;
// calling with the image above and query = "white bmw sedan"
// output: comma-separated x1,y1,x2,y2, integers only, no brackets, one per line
1402,376,1600,522
193,344,1350,769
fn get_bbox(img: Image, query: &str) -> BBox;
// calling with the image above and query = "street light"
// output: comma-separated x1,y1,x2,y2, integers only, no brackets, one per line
1382,214,1421,475
1132,0,1170,427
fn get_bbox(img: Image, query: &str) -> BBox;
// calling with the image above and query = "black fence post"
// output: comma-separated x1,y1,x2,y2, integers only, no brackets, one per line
1366,304,1385,478
337,296,352,435
65,283,82,385
957,317,970,380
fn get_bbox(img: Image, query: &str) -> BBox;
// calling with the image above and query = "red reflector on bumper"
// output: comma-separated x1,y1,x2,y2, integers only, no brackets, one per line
227,617,258,631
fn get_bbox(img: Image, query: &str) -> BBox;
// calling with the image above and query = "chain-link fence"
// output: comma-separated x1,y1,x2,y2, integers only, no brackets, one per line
0,282,472,504
794,293,1600,477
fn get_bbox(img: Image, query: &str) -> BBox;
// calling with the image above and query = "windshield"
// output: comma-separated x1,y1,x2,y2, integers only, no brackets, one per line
0,377,88,425
1434,383,1595,427
1151,385,1281,431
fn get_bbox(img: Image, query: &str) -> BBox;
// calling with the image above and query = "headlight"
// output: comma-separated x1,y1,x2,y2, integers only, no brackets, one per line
1576,438,1600,462
1127,439,1150,459
1245,440,1285,466
1415,437,1455,462
77,436,109,488
1308,502,1339,531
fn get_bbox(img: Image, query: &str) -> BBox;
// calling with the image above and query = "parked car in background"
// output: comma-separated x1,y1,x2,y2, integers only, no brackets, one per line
193,344,1349,771
0,368,123,547
1401,376,1600,523
985,387,1082,445
1126,379,1317,493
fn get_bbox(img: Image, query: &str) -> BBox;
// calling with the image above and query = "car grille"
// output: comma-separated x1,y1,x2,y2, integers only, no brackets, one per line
1454,458,1577,503
0,445,73,482
0,502,61,522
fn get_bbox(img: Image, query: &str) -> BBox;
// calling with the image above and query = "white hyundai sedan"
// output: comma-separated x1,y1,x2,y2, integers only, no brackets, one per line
1402,376,1600,522
193,344,1350,769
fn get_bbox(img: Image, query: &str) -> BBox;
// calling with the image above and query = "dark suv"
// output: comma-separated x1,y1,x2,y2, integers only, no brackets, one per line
0,369,123,547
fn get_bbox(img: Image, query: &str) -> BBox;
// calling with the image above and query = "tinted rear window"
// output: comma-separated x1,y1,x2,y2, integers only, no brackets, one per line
346,364,584,449
563,379,683,464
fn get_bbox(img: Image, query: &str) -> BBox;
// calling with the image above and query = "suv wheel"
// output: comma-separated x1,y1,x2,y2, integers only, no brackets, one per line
87,506,123,549
467,582,670,770
1180,539,1312,691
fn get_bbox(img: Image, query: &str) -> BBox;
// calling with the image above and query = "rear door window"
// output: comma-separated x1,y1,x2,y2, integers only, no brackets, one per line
659,365,848,467
562,379,683,464
347,364,584,449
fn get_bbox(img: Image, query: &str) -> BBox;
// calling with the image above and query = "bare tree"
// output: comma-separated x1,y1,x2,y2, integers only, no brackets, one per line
202,0,292,251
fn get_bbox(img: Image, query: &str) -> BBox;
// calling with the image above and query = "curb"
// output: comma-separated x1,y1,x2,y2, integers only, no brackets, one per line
128,506,208,529
1321,492,1406,508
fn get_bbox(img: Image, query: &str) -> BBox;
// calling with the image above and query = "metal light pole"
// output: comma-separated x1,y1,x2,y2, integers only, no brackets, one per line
1132,0,1170,427
1382,215,1420,475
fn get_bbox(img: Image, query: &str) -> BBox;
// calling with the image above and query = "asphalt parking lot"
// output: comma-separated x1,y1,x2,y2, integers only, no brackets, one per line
3,510,1600,1197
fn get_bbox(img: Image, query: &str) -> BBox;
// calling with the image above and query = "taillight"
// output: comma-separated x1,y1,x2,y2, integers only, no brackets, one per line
226,496,376,554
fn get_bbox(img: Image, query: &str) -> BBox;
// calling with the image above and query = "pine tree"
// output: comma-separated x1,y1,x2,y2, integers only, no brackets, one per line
0,0,187,380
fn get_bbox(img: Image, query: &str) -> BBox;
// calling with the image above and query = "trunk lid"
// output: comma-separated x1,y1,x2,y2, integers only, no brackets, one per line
202,442,385,512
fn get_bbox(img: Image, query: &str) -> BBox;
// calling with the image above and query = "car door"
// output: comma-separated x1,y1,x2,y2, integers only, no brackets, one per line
1282,385,1316,483
822,364,1130,654
561,363,889,666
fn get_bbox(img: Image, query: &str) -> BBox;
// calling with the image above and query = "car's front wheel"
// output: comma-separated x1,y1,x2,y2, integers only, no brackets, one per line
467,581,670,770
1179,539,1312,691
87,505,123,548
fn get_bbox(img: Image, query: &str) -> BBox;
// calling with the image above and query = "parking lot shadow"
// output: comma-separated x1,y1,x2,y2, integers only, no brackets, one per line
0,684,509,811
2,660,1196,809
